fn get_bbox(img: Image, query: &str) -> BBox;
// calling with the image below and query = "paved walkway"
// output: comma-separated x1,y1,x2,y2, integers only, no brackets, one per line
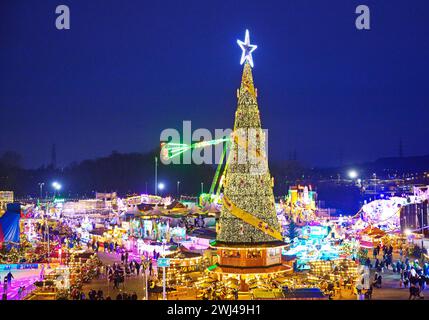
83,251,200,300
82,251,429,300
81,252,147,299
0,269,40,300
332,253,428,300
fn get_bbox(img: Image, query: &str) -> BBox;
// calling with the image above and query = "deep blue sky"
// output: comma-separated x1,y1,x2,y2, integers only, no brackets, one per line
1,0,428,168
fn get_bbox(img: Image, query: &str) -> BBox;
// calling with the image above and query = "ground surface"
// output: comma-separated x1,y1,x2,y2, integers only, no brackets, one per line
80,252,428,300
0,269,40,300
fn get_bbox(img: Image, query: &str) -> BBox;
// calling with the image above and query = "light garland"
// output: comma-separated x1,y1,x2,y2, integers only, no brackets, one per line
217,61,281,244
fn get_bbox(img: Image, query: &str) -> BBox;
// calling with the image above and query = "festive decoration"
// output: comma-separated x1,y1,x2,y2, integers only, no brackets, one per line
237,29,257,67
222,195,283,241
207,32,291,293
282,185,317,224
217,57,282,244
286,221,299,241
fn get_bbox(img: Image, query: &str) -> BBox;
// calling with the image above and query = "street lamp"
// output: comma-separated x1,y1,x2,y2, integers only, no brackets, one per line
45,181,61,258
201,182,204,194
421,207,425,250
52,181,62,198
177,181,180,196
158,183,165,196
52,181,62,191
348,170,358,179
155,156,158,196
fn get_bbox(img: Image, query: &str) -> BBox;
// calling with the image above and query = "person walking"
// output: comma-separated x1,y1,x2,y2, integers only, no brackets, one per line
365,285,373,300
113,272,120,289
396,260,402,274
6,272,14,287
372,247,377,260
373,272,380,288
409,283,422,300
376,274,382,288
40,264,45,280
135,261,141,276
380,260,385,273
365,258,371,268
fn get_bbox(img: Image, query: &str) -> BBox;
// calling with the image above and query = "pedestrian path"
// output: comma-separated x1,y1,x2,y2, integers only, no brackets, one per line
0,276,38,300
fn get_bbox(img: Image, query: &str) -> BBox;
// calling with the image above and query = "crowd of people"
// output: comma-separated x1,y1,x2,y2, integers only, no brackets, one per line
70,288,138,300
201,282,239,300
398,258,427,300
105,259,145,289
89,238,120,254
362,243,428,299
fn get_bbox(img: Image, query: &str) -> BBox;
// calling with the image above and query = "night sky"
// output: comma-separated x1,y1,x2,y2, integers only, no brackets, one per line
1,0,428,168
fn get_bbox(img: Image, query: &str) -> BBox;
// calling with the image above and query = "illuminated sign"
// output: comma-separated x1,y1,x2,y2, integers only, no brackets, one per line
157,258,171,267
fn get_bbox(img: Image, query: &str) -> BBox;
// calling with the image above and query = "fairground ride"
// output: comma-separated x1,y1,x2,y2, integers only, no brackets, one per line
161,138,229,205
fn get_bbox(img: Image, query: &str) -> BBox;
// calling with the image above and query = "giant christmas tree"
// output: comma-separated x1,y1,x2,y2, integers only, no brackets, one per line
216,30,283,245
210,31,291,286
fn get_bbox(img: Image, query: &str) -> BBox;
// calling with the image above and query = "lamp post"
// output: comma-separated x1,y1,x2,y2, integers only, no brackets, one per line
162,239,167,300
52,181,62,198
177,181,180,196
421,207,425,250
38,182,45,200
201,182,204,194
145,260,149,300
45,202,50,258
47,182,61,258
373,173,377,199
155,157,158,196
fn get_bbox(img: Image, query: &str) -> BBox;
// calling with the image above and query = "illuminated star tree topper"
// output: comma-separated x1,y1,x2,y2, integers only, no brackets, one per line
237,29,257,68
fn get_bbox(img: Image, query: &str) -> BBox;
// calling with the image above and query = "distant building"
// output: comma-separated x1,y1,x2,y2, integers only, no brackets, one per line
400,200,429,237
62,199,106,213
0,191,14,211
95,192,117,202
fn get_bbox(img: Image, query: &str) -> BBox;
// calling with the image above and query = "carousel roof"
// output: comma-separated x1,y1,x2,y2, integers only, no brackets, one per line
188,228,216,239
168,248,201,259
209,263,292,275
166,200,187,210
360,226,386,237
210,240,286,249
137,204,215,218
202,203,220,213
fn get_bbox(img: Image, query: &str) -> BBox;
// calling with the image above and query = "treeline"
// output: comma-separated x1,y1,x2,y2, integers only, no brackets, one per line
1,149,428,206
0,150,215,198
